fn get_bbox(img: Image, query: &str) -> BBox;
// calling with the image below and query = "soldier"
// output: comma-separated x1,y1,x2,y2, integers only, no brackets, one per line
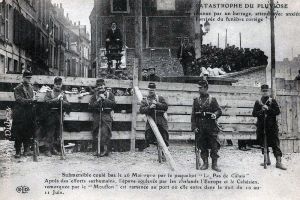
148,67,161,82
44,77,70,157
11,70,36,158
252,84,286,170
177,37,195,76
139,83,169,155
191,78,222,172
89,79,116,157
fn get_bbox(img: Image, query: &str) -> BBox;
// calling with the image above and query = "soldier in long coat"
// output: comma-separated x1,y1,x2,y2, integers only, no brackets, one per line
191,78,222,172
252,84,286,170
89,79,116,157
11,70,36,158
139,83,169,148
44,77,70,157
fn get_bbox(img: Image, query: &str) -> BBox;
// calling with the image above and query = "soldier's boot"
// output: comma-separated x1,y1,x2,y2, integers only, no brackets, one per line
200,157,209,170
14,149,21,159
260,153,271,166
100,145,109,157
275,156,287,170
52,148,59,156
23,146,32,157
211,158,221,172
45,151,52,157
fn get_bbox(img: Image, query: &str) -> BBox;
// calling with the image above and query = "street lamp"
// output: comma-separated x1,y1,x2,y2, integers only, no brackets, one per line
204,20,210,33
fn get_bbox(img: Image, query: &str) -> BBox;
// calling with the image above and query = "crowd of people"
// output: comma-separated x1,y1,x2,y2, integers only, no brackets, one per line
177,39,268,76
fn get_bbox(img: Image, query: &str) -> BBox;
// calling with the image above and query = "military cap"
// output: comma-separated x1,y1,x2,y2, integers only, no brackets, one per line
96,78,105,86
261,84,269,91
148,82,156,90
54,76,62,84
142,68,148,72
22,70,32,78
198,78,208,88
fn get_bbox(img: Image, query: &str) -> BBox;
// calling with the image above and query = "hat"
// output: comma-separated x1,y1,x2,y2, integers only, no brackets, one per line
22,70,32,78
148,82,156,90
142,68,148,72
54,76,62,84
261,84,269,91
96,78,105,86
198,78,208,88
148,67,156,71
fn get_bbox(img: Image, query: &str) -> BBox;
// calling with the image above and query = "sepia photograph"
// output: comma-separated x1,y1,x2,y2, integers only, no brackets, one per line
0,0,299,199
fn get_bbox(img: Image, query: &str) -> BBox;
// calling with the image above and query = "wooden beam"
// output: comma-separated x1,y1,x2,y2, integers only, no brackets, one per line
134,86,177,171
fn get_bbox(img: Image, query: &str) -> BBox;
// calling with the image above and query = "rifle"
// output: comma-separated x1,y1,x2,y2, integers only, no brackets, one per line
195,129,200,170
97,98,103,157
32,94,39,162
263,112,268,169
60,98,66,160
262,98,271,169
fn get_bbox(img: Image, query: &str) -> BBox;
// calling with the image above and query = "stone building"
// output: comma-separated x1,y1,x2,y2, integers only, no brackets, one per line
0,0,92,77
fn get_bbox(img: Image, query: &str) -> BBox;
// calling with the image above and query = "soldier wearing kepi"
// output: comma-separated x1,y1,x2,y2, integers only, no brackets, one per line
11,70,36,158
191,78,222,172
89,79,116,157
252,84,287,170
44,77,70,157
139,83,169,153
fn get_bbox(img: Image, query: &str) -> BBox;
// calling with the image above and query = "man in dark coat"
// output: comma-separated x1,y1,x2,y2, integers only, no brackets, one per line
191,78,222,172
44,77,70,157
11,70,36,158
142,68,149,81
89,79,116,157
105,22,123,52
148,67,161,82
177,37,195,76
252,84,286,170
295,70,300,80
139,83,169,149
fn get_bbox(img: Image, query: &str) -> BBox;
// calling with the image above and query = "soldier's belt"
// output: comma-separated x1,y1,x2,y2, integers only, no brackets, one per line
195,112,213,119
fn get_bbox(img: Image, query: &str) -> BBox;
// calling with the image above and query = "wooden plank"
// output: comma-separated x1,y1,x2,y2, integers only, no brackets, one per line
276,96,283,134
166,106,253,116
62,131,256,141
293,140,300,153
130,59,139,151
0,74,132,88
139,81,261,94
280,139,287,154
0,92,256,107
0,92,132,104
140,89,260,101
286,96,293,134
278,95,288,134
291,96,298,137
136,122,256,132
64,112,256,124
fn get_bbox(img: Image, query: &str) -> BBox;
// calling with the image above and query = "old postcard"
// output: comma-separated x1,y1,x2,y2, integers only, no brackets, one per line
0,0,299,200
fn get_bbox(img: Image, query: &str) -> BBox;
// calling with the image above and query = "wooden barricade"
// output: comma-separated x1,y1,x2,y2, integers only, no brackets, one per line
275,78,300,153
1,74,299,153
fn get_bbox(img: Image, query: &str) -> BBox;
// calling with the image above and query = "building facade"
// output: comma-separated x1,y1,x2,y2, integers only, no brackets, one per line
89,0,194,75
0,0,92,77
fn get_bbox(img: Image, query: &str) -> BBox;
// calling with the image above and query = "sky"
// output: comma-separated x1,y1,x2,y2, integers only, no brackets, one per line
52,0,300,61
52,0,94,35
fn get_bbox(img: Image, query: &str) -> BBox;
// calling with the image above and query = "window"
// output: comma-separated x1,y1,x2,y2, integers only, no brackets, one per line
5,3,9,40
111,0,130,13
14,60,19,72
0,54,5,74
7,57,12,72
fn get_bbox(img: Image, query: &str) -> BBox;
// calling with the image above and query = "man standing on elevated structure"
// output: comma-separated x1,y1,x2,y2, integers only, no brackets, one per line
139,83,169,162
191,78,222,172
252,84,287,170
